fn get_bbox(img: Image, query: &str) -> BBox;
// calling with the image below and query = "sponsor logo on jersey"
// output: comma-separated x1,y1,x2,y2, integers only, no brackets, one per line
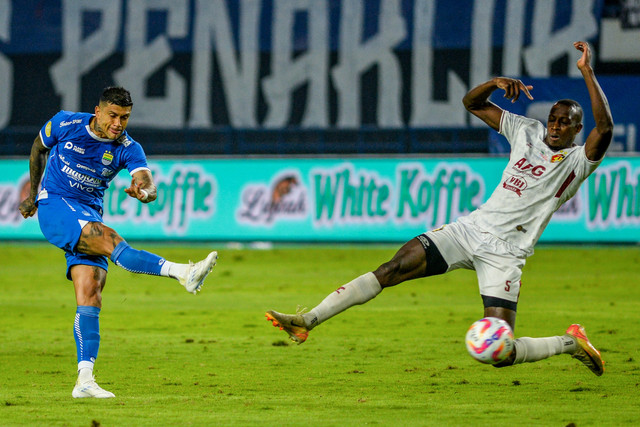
503,175,527,197
60,119,82,127
118,135,132,147
102,151,113,166
45,121,52,137
76,163,96,173
61,165,102,186
551,151,566,163
101,168,114,177
63,141,85,154
512,157,546,178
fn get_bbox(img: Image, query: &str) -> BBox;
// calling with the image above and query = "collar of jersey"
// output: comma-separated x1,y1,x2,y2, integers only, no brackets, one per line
85,124,120,143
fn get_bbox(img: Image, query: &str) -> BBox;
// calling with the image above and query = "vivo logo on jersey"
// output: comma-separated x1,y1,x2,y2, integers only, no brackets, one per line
63,141,85,155
69,181,95,192
513,158,546,177
503,175,527,197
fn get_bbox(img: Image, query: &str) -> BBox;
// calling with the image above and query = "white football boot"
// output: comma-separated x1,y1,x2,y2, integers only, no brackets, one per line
72,377,115,398
179,251,218,294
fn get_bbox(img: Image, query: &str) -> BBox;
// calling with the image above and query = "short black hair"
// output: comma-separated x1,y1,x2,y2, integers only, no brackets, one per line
100,86,133,107
556,99,583,124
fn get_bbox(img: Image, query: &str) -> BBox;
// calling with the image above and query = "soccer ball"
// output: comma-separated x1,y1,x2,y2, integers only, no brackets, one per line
465,317,514,364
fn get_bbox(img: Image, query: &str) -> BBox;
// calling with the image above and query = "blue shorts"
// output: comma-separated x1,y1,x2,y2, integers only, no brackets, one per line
37,196,109,280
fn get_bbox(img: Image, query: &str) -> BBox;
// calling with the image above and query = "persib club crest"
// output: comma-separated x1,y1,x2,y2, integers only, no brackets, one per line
102,151,113,165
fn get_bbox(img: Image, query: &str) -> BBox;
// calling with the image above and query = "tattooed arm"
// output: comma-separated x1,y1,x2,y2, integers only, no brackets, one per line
19,135,50,218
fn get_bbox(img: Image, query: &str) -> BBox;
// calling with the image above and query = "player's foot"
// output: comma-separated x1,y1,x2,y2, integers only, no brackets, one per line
72,377,115,398
180,251,217,294
265,310,309,344
565,324,604,376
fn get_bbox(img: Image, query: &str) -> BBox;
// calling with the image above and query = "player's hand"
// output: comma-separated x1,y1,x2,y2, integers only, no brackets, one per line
124,177,156,203
494,77,534,103
574,41,592,71
18,197,38,218
124,177,149,202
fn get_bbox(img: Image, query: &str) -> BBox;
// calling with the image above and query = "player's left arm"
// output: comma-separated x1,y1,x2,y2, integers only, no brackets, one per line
125,169,157,203
575,41,614,162
19,135,50,218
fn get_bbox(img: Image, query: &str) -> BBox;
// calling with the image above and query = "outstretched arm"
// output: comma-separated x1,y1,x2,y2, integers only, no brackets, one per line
19,135,50,218
575,41,614,162
463,77,534,131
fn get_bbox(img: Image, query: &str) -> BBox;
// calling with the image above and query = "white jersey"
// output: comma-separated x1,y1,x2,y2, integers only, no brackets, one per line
465,110,602,254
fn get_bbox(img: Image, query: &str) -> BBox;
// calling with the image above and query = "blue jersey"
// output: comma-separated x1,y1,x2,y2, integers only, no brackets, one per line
38,110,149,209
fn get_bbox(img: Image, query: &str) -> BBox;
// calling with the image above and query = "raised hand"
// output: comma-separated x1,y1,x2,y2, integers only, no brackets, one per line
494,77,534,103
573,41,592,71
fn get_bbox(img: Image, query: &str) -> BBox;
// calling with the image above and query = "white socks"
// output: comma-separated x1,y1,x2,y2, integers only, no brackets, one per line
513,335,577,364
77,362,94,383
162,261,188,280
302,272,382,329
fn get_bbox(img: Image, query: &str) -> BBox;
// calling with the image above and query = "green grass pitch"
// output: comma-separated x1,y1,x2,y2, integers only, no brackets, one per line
0,242,639,426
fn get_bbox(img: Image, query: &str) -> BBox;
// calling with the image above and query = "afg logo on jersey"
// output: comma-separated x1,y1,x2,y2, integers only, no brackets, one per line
45,121,52,137
551,151,567,163
101,151,113,166
503,175,527,197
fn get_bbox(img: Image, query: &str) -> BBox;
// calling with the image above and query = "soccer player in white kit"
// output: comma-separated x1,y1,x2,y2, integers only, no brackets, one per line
266,41,613,376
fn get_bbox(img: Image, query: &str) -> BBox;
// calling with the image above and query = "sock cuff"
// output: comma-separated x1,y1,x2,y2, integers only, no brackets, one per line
78,361,94,371
110,241,130,262
360,272,382,298
76,305,101,317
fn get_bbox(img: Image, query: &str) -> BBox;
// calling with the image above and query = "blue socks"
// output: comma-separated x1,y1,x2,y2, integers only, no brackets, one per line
74,306,101,366
110,241,165,276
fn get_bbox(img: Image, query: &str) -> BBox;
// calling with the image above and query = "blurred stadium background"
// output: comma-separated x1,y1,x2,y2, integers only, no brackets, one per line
0,0,638,244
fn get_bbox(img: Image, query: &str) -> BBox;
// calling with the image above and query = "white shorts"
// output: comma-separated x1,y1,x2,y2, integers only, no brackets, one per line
425,217,528,307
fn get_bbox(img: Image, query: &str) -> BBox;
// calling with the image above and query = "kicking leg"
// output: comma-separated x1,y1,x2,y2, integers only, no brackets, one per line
78,222,217,294
486,307,604,375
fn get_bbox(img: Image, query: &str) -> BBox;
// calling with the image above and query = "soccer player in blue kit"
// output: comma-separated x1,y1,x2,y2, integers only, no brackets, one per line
19,87,218,398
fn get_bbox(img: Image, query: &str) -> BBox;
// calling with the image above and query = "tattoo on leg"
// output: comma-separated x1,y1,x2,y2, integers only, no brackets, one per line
76,239,89,253
92,266,102,281
109,232,121,250
89,223,104,237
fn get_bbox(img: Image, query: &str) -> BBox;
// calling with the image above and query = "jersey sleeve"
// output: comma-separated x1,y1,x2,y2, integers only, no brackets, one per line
498,111,521,148
499,111,545,151
122,139,150,175
39,111,71,148
576,144,603,179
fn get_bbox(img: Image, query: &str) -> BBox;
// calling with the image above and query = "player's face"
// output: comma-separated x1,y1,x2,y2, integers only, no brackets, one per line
93,102,132,140
545,103,582,150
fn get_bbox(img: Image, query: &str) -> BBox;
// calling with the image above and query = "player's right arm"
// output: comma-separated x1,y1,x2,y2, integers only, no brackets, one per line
463,77,534,131
19,135,50,218
574,41,614,162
